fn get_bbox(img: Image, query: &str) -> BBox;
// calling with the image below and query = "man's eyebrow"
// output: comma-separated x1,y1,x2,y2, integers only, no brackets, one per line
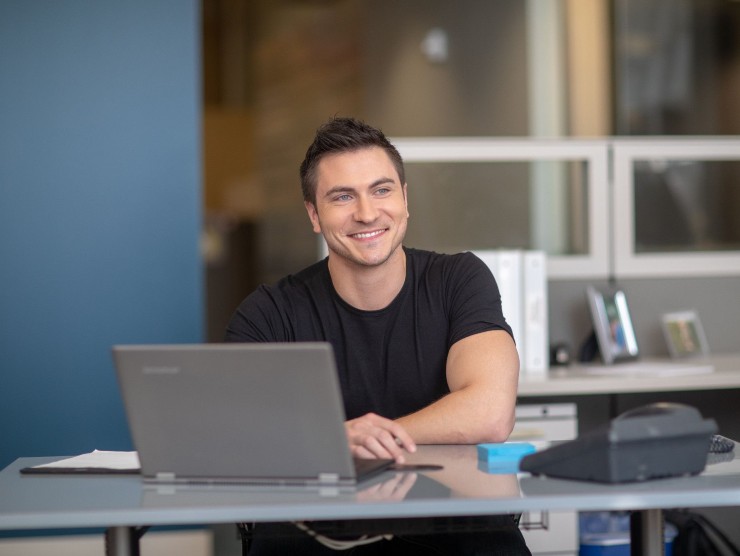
323,185,356,198
370,177,396,188
323,177,396,198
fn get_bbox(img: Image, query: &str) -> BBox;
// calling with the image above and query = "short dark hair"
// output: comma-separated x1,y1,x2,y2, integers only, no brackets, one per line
300,117,405,205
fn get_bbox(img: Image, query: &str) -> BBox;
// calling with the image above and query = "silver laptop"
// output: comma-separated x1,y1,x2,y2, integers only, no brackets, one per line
112,342,393,486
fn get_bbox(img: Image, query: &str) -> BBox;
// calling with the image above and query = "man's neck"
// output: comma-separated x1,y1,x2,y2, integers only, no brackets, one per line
327,247,407,311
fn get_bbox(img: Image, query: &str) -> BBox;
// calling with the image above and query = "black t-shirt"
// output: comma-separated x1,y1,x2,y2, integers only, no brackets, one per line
225,247,511,420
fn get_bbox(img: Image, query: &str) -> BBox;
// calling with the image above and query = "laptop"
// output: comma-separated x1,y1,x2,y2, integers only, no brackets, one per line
112,342,393,486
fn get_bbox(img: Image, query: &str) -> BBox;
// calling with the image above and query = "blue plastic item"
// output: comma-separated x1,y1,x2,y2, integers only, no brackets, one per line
476,442,536,474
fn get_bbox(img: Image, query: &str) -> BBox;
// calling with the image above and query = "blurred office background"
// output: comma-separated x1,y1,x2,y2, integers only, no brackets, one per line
201,0,740,353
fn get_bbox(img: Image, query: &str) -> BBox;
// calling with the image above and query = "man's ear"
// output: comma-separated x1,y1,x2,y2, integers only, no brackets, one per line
305,201,322,234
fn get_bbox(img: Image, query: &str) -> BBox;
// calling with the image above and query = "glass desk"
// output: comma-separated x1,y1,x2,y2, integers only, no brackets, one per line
2,444,739,556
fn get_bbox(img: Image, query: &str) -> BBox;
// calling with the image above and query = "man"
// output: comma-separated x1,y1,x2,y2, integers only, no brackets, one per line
226,117,527,554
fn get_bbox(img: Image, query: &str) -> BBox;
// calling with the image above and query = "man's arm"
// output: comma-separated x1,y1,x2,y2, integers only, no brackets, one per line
398,329,519,444
345,329,519,460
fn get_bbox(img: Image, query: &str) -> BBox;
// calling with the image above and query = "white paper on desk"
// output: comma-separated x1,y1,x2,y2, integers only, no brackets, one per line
582,362,714,377
31,450,141,471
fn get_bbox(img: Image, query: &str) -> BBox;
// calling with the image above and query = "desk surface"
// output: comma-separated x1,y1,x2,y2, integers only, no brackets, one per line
518,354,740,397
2,445,739,532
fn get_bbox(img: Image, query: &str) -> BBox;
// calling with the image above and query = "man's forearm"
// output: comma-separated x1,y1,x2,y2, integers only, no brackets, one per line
395,385,515,445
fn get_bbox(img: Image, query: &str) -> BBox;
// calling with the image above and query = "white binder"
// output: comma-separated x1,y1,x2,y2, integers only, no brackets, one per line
522,251,548,377
473,250,523,362
473,249,549,379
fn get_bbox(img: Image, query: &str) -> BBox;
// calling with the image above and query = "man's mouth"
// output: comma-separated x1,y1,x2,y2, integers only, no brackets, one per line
350,229,386,240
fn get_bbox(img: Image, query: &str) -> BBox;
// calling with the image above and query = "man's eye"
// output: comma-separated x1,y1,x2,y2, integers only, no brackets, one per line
335,194,352,202
375,188,390,195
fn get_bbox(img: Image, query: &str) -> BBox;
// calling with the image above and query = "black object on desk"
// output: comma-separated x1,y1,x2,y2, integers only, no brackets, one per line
520,402,717,483
709,434,735,454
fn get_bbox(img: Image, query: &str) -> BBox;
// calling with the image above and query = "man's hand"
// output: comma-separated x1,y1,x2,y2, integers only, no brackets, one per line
345,412,416,463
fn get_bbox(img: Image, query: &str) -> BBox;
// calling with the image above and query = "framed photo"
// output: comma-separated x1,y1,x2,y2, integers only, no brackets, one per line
661,310,709,359
586,286,640,364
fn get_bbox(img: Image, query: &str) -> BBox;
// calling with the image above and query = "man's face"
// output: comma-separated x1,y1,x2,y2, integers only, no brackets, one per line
305,146,409,269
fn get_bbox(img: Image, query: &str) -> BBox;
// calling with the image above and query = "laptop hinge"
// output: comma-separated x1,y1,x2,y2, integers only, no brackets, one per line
156,472,176,482
318,472,340,484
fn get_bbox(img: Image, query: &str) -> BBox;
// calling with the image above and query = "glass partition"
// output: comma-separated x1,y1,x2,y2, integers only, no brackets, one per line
393,139,610,279
634,159,740,254
402,160,589,257
613,138,740,277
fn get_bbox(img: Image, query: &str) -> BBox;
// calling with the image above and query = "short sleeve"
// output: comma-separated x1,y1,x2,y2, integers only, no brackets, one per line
446,252,513,346
224,285,293,343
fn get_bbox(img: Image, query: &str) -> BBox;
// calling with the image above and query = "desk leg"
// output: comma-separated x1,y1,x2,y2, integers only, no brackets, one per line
630,509,664,556
105,526,144,556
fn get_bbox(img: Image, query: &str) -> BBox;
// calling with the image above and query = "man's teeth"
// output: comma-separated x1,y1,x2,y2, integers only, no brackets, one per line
353,230,383,239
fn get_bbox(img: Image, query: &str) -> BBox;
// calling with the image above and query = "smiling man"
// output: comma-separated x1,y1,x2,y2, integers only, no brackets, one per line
225,117,527,555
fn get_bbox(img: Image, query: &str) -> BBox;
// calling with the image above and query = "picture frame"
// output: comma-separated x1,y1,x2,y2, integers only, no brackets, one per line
586,285,640,364
661,310,709,359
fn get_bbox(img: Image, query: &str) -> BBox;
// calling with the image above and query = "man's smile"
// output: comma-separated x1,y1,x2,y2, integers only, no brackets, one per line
349,229,386,240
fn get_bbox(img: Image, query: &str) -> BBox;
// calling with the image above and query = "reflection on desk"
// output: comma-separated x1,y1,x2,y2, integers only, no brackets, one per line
139,445,521,509
405,445,522,499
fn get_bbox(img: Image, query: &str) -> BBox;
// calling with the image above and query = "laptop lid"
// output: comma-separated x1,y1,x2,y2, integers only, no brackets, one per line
113,342,388,486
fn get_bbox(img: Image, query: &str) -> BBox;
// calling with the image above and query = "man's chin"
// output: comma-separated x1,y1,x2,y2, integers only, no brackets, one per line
348,253,392,268
329,247,394,268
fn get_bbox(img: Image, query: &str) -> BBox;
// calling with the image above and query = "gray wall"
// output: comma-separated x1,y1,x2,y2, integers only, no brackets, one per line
0,1,203,469
549,277,740,359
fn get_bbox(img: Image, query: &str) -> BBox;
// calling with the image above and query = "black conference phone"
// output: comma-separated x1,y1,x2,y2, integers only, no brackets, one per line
519,402,721,483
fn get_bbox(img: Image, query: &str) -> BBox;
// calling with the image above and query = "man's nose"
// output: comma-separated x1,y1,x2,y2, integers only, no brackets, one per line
354,195,378,222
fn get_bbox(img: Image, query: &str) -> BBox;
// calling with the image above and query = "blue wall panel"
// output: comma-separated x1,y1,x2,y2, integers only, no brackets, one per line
0,1,203,469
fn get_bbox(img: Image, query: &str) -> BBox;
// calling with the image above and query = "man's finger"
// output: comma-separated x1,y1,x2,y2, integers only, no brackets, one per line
363,435,404,463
